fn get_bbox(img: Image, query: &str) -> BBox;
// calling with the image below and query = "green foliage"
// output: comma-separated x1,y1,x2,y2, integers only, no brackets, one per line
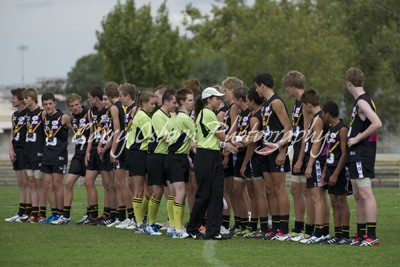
95,0,191,88
190,56,227,87
66,53,104,99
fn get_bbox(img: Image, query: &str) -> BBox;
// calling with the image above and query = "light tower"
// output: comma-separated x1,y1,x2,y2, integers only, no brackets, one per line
18,44,28,86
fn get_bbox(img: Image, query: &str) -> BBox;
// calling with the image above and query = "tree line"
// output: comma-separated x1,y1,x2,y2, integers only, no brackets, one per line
66,0,400,131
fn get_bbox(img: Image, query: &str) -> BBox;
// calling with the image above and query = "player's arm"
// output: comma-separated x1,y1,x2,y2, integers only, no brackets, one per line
272,100,291,165
348,100,382,147
228,104,239,138
240,117,258,177
305,117,324,178
330,127,349,186
62,114,72,129
109,106,121,162
293,111,311,173
9,119,15,162
85,110,93,166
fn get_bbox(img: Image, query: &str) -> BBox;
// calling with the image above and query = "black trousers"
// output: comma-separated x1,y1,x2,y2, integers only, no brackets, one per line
187,148,224,238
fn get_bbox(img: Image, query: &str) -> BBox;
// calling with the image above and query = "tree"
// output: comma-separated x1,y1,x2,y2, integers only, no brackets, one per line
66,53,104,99
95,0,191,88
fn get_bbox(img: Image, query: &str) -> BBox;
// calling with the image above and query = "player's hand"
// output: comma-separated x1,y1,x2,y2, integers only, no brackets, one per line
293,160,303,174
110,155,117,164
222,155,229,169
240,164,247,178
225,142,238,154
275,150,286,166
348,133,361,147
320,172,326,185
85,152,90,167
9,148,16,162
305,166,312,179
329,174,338,186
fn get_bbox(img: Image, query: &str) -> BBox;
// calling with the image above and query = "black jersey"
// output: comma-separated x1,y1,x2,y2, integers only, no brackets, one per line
112,101,131,159
304,110,328,162
291,99,304,149
223,104,234,134
326,120,347,167
90,106,107,147
42,110,68,165
100,108,113,147
237,108,252,155
71,107,90,155
11,108,28,149
124,103,136,133
347,93,377,165
261,94,289,143
25,107,45,162
253,108,263,147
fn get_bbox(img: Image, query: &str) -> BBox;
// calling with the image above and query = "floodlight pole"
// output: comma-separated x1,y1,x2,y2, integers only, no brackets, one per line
18,44,28,86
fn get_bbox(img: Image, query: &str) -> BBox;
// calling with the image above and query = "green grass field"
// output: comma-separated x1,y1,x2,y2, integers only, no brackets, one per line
0,186,399,266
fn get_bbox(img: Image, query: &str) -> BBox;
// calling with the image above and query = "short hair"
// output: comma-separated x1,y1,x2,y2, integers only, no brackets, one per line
11,88,25,101
254,72,274,88
182,79,201,96
233,87,248,101
212,84,224,94
118,83,137,100
322,101,339,118
138,91,155,107
176,88,193,106
247,87,264,105
104,82,119,98
153,84,170,94
42,92,56,102
282,70,305,89
22,88,38,103
346,67,364,87
222,76,243,90
162,89,176,104
88,85,103,99
66,93,82,105
300,89,319,106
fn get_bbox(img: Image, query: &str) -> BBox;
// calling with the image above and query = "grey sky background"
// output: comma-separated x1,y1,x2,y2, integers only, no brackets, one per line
0,0,234,87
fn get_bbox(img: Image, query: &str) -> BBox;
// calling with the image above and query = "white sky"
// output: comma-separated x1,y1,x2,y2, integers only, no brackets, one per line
0,0,238,87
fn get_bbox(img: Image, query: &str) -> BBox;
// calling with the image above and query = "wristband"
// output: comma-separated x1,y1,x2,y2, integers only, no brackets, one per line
220,141,226,149
234,136,243,143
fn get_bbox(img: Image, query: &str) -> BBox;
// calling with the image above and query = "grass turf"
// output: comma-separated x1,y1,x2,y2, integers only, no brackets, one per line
0,186,399,266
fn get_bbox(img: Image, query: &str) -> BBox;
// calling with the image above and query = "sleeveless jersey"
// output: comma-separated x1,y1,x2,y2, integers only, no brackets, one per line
347,93,377,165
291,99,304,151
71,107,90,155
237,108,252,155
90,106,107,147
11,108,28,149
25,107,45,162
261,94,289,143
326,119,347,167
223,104,234,134
304,110,328,162
42,110,68,165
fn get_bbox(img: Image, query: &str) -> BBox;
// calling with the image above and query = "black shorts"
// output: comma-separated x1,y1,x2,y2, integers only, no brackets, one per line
87,148,112,172
147,154,167,186
41,163,67,174
12,149,27,171
68,154,86,177
165,154,189,183
305,160,325,189
326,166,350,196
248,154,263,178
112,159,127,171
25,160,41,171
233,152,251,179
262,149,291,173
127,150,148,176
223,153,235,178
347,161,375,179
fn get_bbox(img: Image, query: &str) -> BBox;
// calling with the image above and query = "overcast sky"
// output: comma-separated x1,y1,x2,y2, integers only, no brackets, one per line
0,0,241,87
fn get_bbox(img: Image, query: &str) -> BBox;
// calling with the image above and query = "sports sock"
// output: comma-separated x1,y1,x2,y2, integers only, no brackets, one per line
103,207,111,218
39,206,46,217
357,223,366,237
18,203,26,216
118,206,127,221
314,224,324,238
167,196,175,228
240,217,248,230
366,222,377,239
234,216,241,229
342,225,350,238
25,203,32,216
271,215,280,234
148,197,161,225
133,198,143,224
63,206,71,218
57,209,63,216
279,215,290,234
250,218,258,231
259,217,269,233
222,215,230,229
91,204,98,218
334,226,342,238
173,202,184,230
323,223,330,236
141,194,150,219
127,208,134,220
85,206,91,216
293,221,304,233
51,208,57,216
110,208,117,220
305,224,315,236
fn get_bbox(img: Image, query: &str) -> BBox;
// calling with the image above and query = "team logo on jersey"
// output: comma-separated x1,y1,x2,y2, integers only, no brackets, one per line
32,116,39,121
